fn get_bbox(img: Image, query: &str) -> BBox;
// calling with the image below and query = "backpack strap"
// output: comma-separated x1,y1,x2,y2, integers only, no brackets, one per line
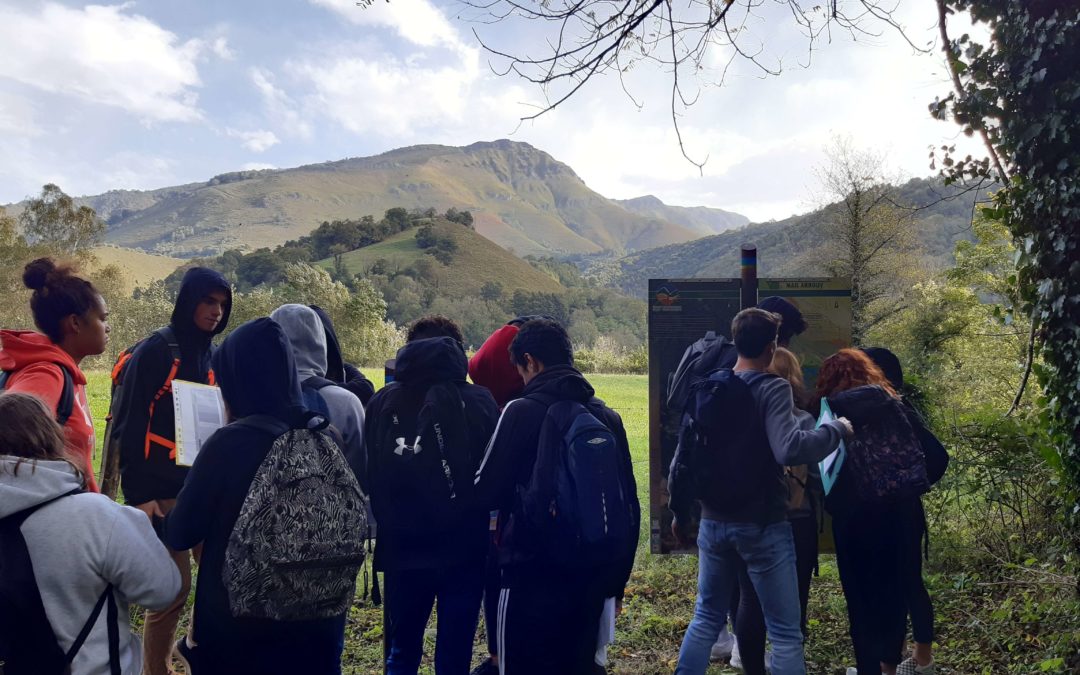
302,375,337,392
144,327,183,461
0,366,76,426
64,583,120,674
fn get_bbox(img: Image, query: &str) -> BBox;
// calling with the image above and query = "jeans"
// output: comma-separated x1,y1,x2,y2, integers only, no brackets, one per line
676,519,805,675
384,563,485,675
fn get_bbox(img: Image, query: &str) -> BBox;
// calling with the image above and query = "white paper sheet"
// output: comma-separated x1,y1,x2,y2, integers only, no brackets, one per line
172,379,226,467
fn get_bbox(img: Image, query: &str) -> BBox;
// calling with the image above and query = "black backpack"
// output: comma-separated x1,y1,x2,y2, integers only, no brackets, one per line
666,331,736,416
0,492,120,675
300,375,336,417
0,366,75,426
671,369,778,515
517,394,638,568
373,381,477,533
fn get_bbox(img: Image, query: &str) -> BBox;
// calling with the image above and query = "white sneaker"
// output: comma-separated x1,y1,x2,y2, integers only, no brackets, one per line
729,638,742,669
710,626,735,661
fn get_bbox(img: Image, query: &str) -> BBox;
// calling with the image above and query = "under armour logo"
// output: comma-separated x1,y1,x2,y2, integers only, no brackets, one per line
394,436,422,456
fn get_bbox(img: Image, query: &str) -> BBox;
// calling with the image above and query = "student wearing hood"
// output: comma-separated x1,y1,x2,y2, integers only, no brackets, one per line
310,304,376,406
109,266,231,675
271,303,367,489
0,258,110,492
164,318,351,674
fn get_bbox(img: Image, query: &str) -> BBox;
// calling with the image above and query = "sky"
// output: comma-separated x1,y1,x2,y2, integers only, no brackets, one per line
0,0,983,223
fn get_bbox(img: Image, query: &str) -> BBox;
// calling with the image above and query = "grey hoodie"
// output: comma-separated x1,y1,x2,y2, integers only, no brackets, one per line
270,304,366,488
0,457,180,675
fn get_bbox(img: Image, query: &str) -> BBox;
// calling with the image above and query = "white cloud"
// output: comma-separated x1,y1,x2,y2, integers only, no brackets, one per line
310,0,469,52
0,3,205,123
251,68,313,139
226,128,280,152
0,91,41,137
210,36,235,60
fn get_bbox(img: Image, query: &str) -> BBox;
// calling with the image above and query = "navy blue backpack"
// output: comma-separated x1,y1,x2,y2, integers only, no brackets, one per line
518,395,637,568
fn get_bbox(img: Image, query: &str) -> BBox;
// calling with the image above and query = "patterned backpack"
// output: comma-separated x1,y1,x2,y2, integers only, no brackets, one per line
224,414,368,621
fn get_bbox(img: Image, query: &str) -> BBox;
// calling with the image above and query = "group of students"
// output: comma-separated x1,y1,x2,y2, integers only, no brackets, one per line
668,301,947,675
0,257,640,675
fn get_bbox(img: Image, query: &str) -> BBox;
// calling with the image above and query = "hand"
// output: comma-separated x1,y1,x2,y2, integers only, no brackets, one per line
835,416,855,440
671,518,691,546
615,599,624,616
134,500,165,520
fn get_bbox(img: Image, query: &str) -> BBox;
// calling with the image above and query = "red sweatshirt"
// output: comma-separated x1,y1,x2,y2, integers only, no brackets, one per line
468,324,524,410
0,330,99,492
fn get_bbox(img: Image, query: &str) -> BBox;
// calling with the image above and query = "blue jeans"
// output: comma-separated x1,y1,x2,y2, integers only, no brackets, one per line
384,563,485,675
676,519,805,675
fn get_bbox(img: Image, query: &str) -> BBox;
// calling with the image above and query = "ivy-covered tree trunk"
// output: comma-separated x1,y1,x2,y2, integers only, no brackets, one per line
937,1,1080,549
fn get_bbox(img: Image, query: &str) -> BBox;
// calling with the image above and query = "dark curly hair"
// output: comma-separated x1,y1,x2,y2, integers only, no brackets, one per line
407,314,464,344
22,258,101,343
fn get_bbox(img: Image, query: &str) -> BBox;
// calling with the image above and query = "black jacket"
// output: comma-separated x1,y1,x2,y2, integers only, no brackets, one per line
165,318,342,673
365,336,500,571
474,365,640,598
114,267,231,505
310,305,375,406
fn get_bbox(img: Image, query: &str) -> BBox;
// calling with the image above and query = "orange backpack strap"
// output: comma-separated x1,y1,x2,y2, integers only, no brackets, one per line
145,358,180,460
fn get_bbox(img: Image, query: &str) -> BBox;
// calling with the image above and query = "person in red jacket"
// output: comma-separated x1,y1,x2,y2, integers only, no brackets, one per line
0,258,110,493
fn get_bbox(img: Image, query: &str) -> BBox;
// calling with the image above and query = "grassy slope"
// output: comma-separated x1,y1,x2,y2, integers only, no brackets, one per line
320,220,565,297
88,245,184,292
83,371,1076,674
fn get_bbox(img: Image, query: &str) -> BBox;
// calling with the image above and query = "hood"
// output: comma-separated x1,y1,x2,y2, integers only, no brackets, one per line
171,267,232,341
395,337,468,386
468,324,523,408
828,384,897,422
212,318,304,421
270,304,328,381
0,330,85,385
0,457,83,519
522,364,595,403
310,305,346,383
861,347,904,392
757,296,807,343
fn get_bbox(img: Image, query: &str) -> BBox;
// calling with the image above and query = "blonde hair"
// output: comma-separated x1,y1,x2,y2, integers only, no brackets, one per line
0,392,84,484
769,347,807,410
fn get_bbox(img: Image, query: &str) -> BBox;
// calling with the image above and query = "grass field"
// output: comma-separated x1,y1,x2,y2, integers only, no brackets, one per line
81,372,1071,674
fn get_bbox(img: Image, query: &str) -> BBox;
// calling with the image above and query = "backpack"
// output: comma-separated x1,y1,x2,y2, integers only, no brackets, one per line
517,394,637,568
666,331,736,416
0,366,75,426
300,375,336,417
0,491,120,675
224,414,368,621
831,387,930,503
675,369,778,514
373,381,476,533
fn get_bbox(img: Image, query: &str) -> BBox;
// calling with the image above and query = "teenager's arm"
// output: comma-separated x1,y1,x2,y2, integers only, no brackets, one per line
102,504,182,611
163,429,226,552
758,378,846,466
472,398,531,510
111,338,172,506
5,363,65,415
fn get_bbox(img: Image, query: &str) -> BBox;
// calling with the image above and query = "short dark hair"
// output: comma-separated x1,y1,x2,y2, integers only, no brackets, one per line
757,296,808,346
509,319,573,368
731,308,780,358
23,258,101,343
407,315,464,344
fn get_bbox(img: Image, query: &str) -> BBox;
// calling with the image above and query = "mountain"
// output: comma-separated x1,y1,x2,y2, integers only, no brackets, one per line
320,219,564,297
614,195,749,235
49,140,702,258
599,177,990,297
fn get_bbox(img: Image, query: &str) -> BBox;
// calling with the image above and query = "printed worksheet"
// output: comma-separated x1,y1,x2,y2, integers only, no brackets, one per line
817,397,846,495
172,379,226,467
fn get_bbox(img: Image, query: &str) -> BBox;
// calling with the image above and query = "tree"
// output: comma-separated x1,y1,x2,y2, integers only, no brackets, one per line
480,280,504,304
932,0,1080,537
810,138,920,343
467,1,913,166
19,184,105,256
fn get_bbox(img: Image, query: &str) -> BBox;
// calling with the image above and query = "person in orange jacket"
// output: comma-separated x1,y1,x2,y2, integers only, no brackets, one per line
0,258,110,493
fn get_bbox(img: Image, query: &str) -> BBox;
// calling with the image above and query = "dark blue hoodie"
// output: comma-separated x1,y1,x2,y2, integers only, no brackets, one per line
165,319,344,674
365,336,500,571
114,267,232,504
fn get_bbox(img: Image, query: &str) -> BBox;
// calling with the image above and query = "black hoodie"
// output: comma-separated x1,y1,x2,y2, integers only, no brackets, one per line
309,305,375,406
365,336,500,570
473,364,640,598
165,318,343,673
114,267,232,505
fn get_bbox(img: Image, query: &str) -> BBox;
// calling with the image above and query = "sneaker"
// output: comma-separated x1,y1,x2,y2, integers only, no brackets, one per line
470,660,499,675
710,626,735,661
173,637,194,674
897,658,935,675
729,638,742,670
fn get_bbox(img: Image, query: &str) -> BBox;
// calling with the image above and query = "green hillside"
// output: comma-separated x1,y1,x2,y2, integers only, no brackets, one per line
601,177,990,297
43,140,700,258
319,219,564,297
